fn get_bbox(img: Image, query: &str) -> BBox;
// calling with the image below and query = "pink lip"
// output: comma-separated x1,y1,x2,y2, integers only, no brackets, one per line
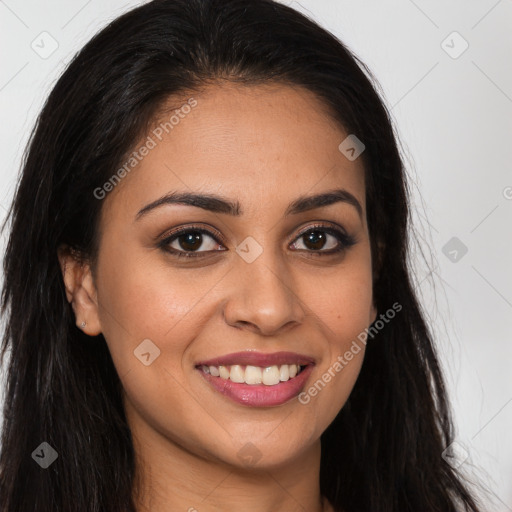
198,364,314,407
196,350,315,368
195,351,316,407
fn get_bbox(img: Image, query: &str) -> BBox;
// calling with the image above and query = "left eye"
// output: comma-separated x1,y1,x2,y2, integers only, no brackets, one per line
290,228,342,252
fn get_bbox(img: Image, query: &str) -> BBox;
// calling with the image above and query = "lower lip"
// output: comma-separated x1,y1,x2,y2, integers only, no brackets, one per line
198,365,314,407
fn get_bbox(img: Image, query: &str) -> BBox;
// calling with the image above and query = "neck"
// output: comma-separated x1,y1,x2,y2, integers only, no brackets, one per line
129,415,328,512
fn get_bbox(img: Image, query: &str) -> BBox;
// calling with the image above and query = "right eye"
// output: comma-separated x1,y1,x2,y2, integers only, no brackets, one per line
159,225,226,259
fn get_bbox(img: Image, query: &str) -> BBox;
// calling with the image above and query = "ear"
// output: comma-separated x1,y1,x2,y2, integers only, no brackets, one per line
57,245,102,336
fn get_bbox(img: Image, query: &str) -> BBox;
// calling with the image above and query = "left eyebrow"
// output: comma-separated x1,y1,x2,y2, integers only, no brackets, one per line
285,188,363,219
135,188,363,221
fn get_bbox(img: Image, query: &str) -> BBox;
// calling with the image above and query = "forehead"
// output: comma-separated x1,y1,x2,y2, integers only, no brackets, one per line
102,82,366,221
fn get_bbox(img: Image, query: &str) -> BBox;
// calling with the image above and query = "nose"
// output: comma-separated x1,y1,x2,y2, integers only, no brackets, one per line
222,250,306,336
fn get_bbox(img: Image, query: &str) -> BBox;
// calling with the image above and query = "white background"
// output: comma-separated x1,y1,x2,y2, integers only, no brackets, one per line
0,0,511,509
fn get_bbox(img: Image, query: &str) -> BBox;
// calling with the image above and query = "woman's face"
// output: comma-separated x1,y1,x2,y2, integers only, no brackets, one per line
84,83,376,469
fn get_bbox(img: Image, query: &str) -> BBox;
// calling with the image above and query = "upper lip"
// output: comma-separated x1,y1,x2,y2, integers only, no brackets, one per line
196,351,315,368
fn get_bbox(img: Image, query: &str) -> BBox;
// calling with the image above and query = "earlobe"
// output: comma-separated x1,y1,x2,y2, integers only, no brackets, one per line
72,277,102,335
57,245,102,336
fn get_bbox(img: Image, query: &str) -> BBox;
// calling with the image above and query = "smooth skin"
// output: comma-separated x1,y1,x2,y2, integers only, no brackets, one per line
59,82,377,512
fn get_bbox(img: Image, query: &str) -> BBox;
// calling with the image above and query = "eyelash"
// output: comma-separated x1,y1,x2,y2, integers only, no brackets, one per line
157,223,357,259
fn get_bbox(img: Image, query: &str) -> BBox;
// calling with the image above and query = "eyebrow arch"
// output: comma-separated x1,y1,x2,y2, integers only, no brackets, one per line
286,188,363,219
135,188,363,221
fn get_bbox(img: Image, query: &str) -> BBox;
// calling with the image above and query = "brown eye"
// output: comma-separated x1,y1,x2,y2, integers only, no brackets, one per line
175,232,204,252
158,226,226,259
167,230,223,255
290,225,356,254
302,230,329,250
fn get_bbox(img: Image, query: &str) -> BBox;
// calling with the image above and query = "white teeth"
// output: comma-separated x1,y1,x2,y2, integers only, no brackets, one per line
245,365,262,384
202,363,304,385
229,364,245,383
262,365,281,386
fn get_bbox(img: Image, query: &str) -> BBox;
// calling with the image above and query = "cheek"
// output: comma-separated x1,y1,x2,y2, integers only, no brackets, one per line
93,247,226,452
93,243,208,381
294,250,373,420
304,250,374,347
95,240,222,340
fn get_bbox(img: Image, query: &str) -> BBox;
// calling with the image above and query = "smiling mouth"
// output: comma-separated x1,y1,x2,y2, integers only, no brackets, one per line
198,364,307,386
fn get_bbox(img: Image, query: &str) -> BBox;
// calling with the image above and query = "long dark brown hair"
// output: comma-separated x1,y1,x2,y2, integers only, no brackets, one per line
0,0,483,510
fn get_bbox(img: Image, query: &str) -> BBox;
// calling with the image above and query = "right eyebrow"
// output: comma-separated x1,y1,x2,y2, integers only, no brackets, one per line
135,191,242,220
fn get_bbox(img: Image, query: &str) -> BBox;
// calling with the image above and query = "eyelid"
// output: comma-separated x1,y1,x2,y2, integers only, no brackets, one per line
293,221,349,241
158,223,226,245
